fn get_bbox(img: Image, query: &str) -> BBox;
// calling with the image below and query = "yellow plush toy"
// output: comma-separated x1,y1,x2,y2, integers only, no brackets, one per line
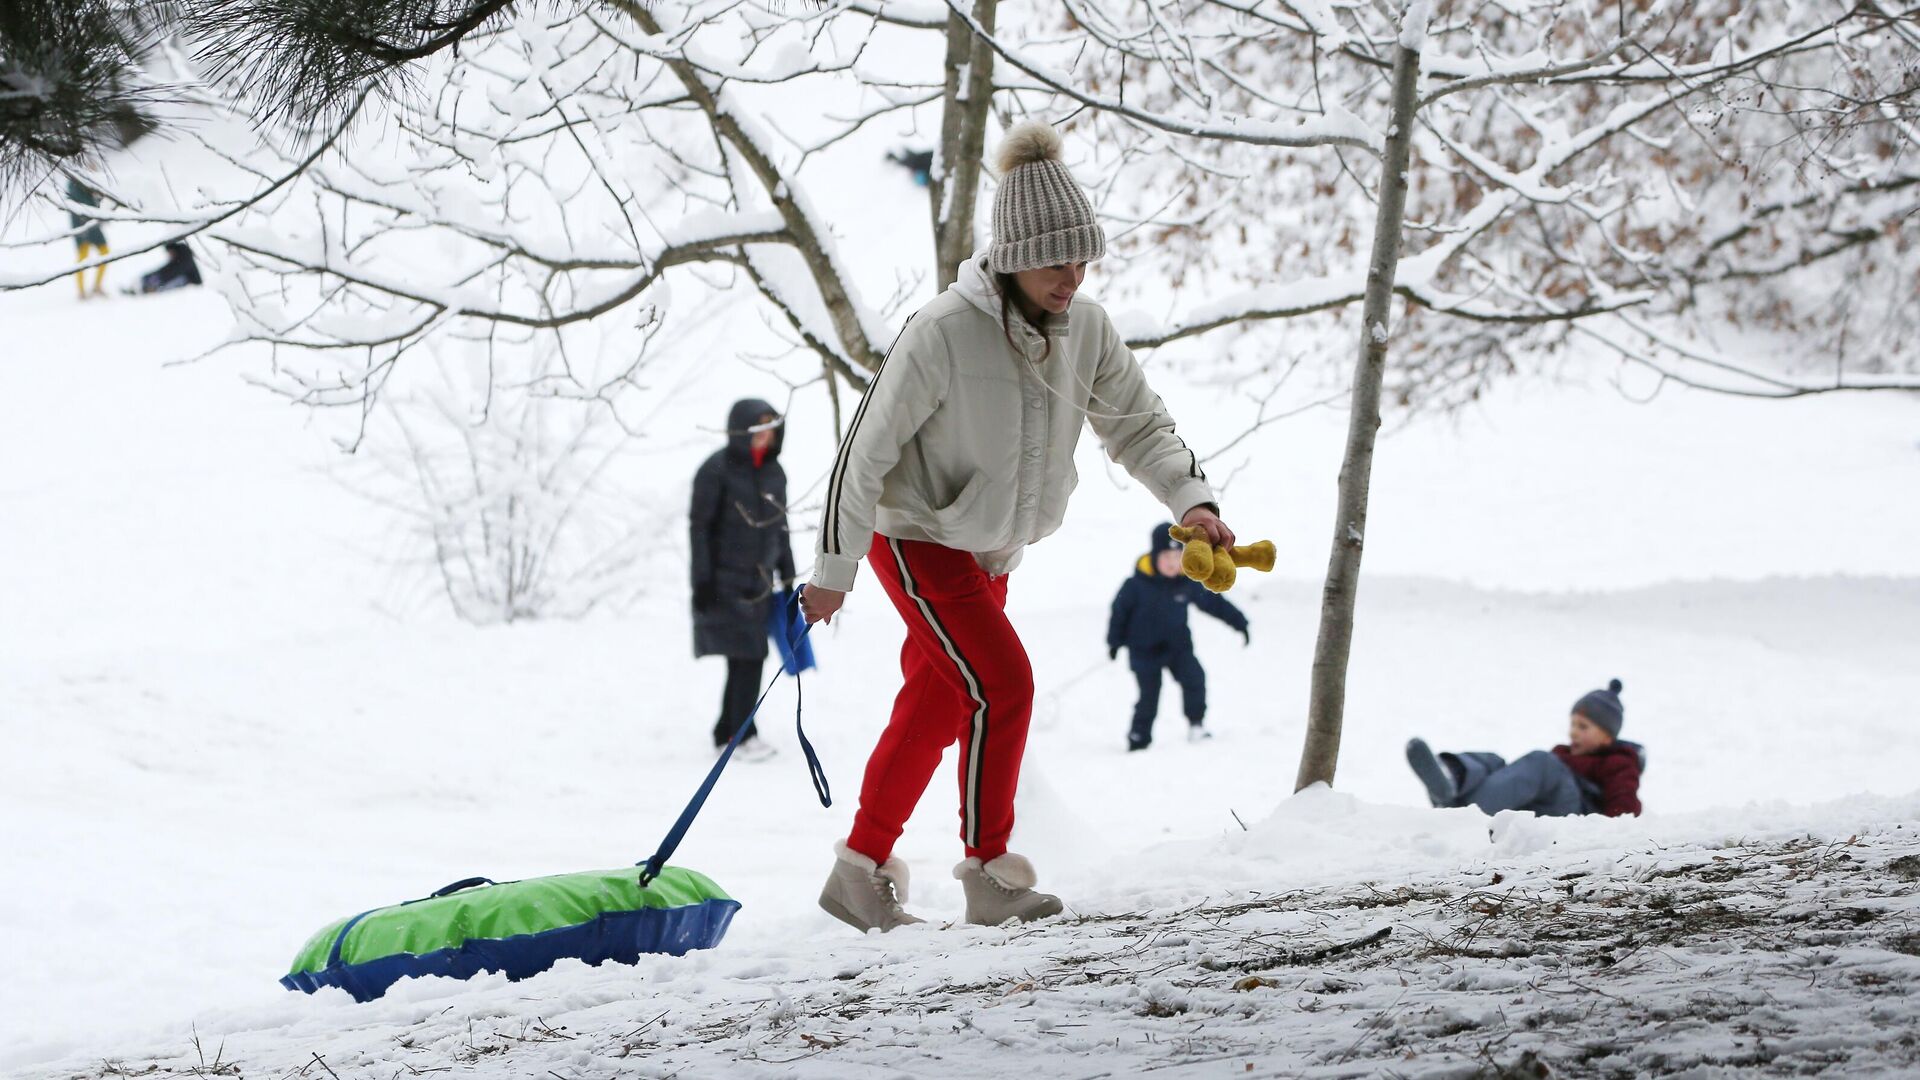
1166,524,1276,593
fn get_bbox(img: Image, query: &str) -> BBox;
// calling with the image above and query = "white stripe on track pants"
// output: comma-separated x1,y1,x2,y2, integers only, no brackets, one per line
847,534,1035,863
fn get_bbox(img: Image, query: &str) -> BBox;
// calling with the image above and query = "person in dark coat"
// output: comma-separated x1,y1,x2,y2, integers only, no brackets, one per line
1406,679,1644,818
1107,522,1249,750
67,177,110,299
137,241,202,294
690,398,796,758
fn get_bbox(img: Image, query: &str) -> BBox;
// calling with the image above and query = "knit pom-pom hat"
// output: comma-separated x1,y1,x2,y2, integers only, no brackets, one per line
1572,679,1626,738
988,120,1106,274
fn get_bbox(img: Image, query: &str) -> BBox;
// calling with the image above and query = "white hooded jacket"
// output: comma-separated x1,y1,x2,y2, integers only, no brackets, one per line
810,253,1215,592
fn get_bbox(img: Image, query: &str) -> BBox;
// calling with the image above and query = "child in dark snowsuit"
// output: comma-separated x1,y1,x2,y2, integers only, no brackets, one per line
690,398,795,760
1406,680,1643,818
1108,522,1249,750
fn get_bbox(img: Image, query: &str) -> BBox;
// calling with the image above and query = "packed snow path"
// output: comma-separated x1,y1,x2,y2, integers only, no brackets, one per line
31,813,1919,1080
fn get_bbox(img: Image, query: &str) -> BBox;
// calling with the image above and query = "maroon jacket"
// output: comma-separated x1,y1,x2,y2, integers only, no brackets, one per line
1552,743,1642,817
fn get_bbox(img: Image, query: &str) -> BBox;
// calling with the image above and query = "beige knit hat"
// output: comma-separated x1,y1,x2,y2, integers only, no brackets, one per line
988,121,1106,274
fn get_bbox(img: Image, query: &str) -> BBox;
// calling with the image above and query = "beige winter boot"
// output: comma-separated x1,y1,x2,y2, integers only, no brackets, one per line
819,841,924,933
954,852,1063,926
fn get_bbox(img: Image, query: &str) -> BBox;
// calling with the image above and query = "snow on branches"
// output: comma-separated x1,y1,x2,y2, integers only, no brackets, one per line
65,0,945,428
7,0,1915,423
1016,0,1920,406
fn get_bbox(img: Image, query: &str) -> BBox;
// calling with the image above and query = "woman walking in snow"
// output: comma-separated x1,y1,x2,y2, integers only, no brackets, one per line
801,121,1237,931
690,398,795,762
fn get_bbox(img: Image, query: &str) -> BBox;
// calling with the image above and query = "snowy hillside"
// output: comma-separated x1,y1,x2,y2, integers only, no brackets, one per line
10,0,1920,1070
5,265,1920,1077
15,791,1920,1079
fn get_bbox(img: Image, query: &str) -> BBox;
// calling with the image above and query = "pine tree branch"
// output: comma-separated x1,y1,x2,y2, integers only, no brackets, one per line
0,0,168,187
188,0,523,126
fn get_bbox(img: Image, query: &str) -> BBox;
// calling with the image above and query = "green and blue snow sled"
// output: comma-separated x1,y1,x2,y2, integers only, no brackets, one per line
283,592,823,1004
282,867,738,1003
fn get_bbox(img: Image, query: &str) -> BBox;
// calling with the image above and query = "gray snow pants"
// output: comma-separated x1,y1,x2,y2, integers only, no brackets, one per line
1445,749,1586,817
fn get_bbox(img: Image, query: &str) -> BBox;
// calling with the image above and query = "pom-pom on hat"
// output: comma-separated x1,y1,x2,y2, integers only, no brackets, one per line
988,120,1107,274
1572,679,1626,738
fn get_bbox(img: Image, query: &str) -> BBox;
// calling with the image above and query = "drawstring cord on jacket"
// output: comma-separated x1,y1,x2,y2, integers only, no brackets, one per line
997,298,1173,425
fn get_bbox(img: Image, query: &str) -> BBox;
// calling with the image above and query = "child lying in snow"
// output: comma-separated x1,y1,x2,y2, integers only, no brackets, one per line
1405,680,1643,817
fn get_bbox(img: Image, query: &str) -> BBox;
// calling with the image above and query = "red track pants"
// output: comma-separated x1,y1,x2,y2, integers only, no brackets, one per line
846,535,1034,864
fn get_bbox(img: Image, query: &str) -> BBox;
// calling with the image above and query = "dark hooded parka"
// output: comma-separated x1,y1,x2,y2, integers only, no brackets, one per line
690,398,796,659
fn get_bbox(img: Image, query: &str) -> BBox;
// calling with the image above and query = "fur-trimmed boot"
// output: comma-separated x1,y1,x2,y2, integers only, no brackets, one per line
954,852,1063,926
819,841,923,933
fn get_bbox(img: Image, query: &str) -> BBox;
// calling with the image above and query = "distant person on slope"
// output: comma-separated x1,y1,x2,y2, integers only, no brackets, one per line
66,177,110,300
133,241,202,294
690,398,795,763
886,148,934,186
1405,680,1643,818
1108,522,1249,751
802,120,1235,933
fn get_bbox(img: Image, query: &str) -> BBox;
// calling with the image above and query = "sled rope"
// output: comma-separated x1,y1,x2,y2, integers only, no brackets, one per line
639,589,829,887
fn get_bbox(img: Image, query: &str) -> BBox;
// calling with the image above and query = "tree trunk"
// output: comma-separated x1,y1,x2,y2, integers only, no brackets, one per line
1295,15,1426,792
930,0,997,291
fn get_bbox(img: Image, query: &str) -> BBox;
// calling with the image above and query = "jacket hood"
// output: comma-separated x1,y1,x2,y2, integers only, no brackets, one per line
951,250,1071,343
726,398,782,461
1132,522,1182,577
1135,553,1180,580
952,251,1004,325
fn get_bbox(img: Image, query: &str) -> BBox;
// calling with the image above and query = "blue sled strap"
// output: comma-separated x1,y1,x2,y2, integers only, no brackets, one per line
640,589,829,886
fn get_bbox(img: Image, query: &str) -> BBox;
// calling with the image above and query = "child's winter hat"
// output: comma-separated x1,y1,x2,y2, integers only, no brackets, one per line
989,121,1106,274
1572,679,1625,737
1148,521,1180,557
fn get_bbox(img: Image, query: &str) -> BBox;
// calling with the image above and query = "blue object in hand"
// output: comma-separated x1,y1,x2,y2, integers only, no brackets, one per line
769,589,816,675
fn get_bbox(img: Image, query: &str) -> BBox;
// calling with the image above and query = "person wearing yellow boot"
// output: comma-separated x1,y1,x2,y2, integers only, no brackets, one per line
1108,522,1249,750
801,119,1237,932
66,177,110,299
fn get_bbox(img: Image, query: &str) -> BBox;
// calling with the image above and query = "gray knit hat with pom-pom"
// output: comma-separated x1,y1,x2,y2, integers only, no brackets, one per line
1573,679,1626,738
988,121,1106,274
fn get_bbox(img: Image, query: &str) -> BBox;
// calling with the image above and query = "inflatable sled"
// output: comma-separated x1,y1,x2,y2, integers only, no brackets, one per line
284,592,824,1004
283,866,738,1003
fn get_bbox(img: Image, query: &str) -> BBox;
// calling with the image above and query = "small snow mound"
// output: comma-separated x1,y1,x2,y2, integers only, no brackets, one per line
1228,784,1497,881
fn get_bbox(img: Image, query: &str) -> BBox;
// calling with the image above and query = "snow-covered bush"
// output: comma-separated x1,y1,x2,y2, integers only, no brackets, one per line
357,351,648,624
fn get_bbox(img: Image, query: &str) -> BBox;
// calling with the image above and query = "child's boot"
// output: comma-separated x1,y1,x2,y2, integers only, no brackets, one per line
1405,737,1459,808
1128,711,1153,751
819,841,923,932
1187,721,1212,743
954,853,1063,925
734,734,777,762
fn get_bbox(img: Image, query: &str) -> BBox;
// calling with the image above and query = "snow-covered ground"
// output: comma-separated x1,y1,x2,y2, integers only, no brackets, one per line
4,266,1919,1076
18,791,1920,1079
